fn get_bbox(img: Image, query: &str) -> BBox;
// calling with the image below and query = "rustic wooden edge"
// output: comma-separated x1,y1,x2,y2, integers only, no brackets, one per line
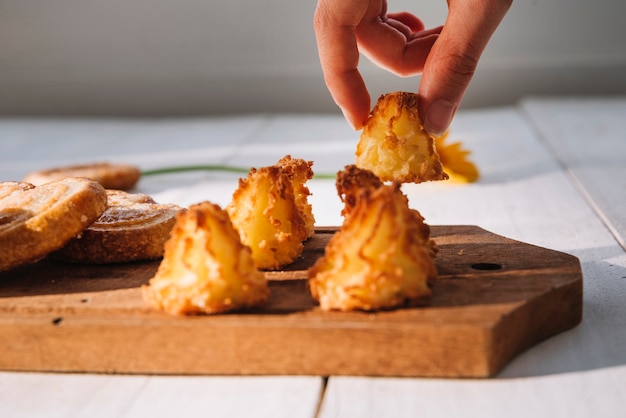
0,226,583,378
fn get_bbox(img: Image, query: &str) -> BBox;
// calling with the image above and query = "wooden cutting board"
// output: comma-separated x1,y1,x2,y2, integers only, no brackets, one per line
0,225,582,378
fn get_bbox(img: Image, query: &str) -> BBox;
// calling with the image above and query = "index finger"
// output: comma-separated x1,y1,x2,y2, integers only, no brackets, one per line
418,0,512,135
314,0,372,129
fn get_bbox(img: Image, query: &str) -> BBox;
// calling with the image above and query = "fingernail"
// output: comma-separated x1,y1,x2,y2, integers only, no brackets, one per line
424,100,456,136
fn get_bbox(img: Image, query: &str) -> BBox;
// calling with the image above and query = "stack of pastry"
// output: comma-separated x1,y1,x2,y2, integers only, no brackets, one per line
0,163,182,272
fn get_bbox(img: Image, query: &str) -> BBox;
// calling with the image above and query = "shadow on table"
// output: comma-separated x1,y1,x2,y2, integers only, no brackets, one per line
497,244,626,378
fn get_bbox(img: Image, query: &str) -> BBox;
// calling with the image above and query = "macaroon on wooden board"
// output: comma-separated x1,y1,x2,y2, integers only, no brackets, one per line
0,225,582,378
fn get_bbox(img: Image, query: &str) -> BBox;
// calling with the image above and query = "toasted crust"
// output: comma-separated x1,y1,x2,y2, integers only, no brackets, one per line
335,164,383,219
143,201,269,315
276,155,316,238
355,92,448,183
23,162,141,190
53,190,182,264
0,178,108,272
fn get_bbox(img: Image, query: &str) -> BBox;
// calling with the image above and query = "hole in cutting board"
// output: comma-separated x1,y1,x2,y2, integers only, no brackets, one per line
471,262,502,271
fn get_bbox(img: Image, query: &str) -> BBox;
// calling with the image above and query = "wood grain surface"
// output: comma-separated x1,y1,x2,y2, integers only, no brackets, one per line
0,226,582,378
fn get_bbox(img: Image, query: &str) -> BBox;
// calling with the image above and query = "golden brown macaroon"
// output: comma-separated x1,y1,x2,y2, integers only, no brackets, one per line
355,92,449,184
53,189,182,264
0,178,107,272
335,165,436,258
226,156,314,270
23,162,141,190
142,201,269,315
276,155,316,238
308,165,437,311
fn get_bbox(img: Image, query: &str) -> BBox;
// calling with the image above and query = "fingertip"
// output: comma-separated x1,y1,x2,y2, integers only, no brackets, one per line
336,97,370,131
341,109,364,131
423,99,457,137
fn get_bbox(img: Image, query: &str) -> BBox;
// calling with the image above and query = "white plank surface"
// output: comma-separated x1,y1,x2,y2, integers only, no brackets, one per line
0,373,322,418
319,365,626,418
1,101,625,417
519,97,626,250
0,115,268,183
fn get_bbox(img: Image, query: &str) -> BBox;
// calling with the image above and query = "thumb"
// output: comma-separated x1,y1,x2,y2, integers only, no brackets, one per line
419,0,511,136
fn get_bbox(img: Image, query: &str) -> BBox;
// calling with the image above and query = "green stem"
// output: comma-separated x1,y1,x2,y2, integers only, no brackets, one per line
142,165,250,176
141,164,337,179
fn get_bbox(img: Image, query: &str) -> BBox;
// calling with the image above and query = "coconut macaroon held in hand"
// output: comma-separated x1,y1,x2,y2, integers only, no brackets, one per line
308,165,437,312
142,201,269,315
355,92,448,184
226,155,315,270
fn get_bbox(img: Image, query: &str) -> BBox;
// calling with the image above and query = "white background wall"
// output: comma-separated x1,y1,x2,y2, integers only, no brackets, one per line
1,0,625,116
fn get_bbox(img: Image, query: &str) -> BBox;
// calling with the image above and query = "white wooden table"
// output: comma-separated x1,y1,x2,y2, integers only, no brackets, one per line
1,96,624,417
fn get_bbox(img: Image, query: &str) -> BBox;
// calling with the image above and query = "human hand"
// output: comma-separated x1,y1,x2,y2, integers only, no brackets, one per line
313,0,512,134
